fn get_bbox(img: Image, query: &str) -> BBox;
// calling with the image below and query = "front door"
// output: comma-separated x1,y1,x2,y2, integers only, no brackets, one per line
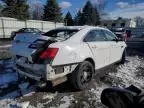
103,30,124,63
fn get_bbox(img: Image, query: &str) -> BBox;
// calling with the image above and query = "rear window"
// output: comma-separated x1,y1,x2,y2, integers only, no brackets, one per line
18,28,37,33
43,29,79,40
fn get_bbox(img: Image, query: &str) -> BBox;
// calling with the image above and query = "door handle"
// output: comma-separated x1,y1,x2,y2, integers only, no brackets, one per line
121,46,124,48
92,45,97,49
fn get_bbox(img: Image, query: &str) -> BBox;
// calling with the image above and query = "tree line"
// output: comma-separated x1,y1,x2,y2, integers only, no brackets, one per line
0,0,100,26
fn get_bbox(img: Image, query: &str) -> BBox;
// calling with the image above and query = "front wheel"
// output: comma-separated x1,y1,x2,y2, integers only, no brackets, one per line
69,61,94,90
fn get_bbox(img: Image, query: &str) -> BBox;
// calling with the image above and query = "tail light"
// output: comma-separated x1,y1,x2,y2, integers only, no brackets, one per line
16,32,21,35
40,48,59,60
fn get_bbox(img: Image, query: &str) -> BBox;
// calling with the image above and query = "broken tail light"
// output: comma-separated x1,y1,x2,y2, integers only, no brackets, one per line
40,48,59,61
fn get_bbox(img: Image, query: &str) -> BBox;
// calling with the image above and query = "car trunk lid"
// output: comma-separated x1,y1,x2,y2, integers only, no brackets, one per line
11,34,56,63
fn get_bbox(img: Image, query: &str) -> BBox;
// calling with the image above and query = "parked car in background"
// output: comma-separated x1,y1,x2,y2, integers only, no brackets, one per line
126,32,144,50
11,28,44,39
11,26,126,90
111,28,131,40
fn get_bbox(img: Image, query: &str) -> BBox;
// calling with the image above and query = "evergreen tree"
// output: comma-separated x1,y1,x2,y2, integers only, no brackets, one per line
1,0,29,20
64,11,74,26
82,1,94,25
74,10,84,25
0,3,4,16
74,1,101,26
43,0,63,22
94,6,101,25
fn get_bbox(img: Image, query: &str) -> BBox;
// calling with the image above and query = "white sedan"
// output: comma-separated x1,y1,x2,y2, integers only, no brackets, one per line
11,26,126,90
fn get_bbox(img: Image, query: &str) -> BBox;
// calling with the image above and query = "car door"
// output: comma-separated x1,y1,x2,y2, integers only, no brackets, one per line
84,29,110,69
103,30,124,63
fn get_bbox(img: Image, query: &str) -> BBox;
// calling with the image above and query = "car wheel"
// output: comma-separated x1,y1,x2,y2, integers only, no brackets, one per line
70,61,94,90
119,49,126,64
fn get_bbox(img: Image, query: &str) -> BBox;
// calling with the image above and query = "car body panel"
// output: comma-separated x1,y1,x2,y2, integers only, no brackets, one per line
11,26,126,82
108,41,126,63
86,42,110,69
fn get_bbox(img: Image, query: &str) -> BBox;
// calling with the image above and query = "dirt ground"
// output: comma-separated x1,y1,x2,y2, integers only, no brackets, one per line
0,53,144,108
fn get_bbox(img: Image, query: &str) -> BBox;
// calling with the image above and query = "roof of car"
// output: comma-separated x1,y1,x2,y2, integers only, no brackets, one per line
21,28,38,29
55,25,107,30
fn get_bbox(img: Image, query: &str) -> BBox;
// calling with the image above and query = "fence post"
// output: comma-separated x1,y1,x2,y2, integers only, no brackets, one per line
1,18,5,38
25,20,27,28
55,22,56,28
41,22,44,31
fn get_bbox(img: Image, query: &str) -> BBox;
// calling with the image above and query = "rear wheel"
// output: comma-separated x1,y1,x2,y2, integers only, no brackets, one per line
70,61,94,90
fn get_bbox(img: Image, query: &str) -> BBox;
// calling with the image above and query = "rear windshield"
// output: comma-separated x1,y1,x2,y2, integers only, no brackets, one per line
43,29,79,40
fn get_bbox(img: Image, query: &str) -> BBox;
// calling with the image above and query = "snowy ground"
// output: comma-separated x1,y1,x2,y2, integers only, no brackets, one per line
0,55,144,108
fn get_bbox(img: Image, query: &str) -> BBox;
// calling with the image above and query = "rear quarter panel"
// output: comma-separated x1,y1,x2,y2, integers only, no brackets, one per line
49,42,94,66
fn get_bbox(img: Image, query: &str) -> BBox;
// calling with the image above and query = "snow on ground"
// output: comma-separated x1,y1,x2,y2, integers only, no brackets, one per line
58,95,74,108
0,45,12,48
0,56,144,108
108,56,144,88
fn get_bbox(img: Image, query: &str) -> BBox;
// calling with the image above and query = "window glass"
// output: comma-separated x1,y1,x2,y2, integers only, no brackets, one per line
43,29,79,40
103,30,117,41
33,28,40,33
84,30,106,42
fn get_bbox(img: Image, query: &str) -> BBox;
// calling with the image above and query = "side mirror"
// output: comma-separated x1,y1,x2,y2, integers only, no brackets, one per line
101,88,137,108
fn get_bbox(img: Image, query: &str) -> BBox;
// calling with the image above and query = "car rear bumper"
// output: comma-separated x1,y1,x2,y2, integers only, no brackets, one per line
13,57,78,82
14,65,42,81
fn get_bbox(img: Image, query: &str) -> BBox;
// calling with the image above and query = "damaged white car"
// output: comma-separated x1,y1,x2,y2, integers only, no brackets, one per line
11,26,126,90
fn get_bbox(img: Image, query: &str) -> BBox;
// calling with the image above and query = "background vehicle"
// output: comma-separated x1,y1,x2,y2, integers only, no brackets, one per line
11,28,44,39
111,28,131,40
126,32,144,52
11,26,126,90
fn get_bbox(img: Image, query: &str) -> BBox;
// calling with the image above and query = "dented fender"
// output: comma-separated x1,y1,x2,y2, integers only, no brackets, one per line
49,42,94,66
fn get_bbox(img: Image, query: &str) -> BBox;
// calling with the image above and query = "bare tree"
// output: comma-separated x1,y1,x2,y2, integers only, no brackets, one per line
93,0,108,19
29,0,43,20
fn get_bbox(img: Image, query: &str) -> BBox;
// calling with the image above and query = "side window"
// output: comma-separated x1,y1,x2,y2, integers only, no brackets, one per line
103,30,117,41
84,30,106,42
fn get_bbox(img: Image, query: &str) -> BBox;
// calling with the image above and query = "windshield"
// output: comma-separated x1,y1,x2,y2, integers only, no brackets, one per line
43,29,79,40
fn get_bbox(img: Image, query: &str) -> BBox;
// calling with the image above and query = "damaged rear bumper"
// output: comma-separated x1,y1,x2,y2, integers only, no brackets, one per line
13,60,78,84
14,65,42,81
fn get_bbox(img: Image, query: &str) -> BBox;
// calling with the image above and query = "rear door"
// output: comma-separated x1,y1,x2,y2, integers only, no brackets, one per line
103,30,124,63
84,29,110,69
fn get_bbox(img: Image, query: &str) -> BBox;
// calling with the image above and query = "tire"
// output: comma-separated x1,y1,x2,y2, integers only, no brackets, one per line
119,49,126,64
69,61,94,90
